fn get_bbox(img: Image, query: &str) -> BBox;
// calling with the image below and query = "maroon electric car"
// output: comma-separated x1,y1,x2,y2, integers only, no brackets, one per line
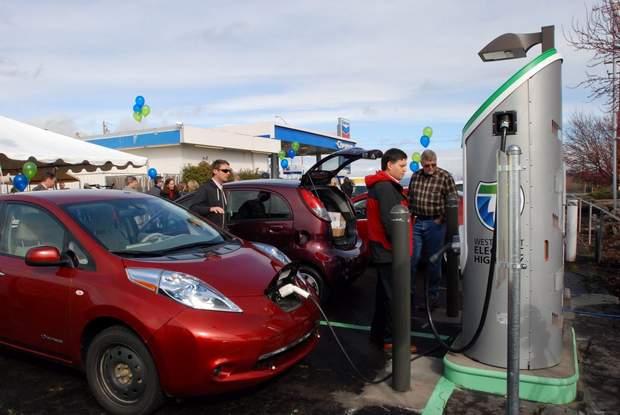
224,148,382,301
0,190,319,415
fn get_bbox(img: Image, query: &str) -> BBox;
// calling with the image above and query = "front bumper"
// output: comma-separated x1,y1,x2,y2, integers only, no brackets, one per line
148,295,320,397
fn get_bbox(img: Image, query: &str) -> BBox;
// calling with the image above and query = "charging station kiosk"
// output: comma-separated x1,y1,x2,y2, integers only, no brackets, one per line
441,28,579,405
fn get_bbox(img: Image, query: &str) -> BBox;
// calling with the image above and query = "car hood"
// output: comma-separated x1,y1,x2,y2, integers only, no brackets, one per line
121,242,281,298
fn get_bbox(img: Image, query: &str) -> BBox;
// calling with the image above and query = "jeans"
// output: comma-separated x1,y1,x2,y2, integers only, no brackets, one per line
411,219,446,300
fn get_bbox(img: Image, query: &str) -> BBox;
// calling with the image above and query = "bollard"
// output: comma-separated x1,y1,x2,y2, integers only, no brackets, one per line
565,200,578,262
506,145,522,415
595,214,603,263
445,195,460,318
390,204,411,392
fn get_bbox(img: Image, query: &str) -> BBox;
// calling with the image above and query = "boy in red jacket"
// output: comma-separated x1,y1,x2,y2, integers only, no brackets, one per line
365,148,415,352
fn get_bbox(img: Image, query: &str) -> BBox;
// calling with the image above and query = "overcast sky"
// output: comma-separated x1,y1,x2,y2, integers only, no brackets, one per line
0,0,607,177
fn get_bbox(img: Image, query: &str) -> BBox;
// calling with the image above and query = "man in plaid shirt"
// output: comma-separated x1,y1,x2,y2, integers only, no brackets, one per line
407,149,457,309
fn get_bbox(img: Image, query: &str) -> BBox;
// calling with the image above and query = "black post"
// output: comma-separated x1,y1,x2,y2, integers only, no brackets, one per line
595,214,603,263
390,205,411,392
445,195,459,317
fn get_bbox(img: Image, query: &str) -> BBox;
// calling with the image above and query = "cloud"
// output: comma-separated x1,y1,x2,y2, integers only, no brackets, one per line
0,0,607,148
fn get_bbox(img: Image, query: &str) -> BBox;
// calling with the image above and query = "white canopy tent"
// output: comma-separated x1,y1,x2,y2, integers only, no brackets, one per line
0,115,148,191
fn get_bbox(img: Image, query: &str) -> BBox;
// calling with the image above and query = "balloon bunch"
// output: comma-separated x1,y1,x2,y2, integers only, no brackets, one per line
410,126,433,172
132,96,151,123
278,142,300,169
13,161,38,192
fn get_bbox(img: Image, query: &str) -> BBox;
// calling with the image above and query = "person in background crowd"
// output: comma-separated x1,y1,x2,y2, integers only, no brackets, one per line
160,177,180,201
148,176,163,196
408,149,457,310
32,172,56,191
123,176,139,191
177,182,187,194
341,176,354,198
58,182,66,190
366,148,416,353
191,159,231,226
185,179,199,194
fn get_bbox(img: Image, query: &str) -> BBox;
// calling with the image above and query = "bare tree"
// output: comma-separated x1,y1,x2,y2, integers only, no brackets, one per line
566,0,620,109
564,112,614,184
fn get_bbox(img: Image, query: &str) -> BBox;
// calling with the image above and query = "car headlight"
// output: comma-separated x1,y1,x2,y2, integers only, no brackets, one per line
126,268,242,313
252,242,291,265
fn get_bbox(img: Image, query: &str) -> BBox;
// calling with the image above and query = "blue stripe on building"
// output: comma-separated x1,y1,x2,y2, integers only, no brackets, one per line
87,130,181,149
275,126,354,151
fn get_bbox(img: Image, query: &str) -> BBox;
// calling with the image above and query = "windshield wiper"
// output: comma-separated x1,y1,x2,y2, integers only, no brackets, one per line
109,250,167,257
162,240,225,253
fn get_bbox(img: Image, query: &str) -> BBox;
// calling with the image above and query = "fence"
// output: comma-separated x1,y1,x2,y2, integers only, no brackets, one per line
569,196,620,263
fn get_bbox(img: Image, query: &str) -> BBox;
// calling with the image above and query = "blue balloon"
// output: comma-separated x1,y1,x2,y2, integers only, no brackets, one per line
135,96,145,106
420,135,430,148
410,161,420,172
133,103,142,113
280,159,289,169
13,173,29,192
148,168,157,179
287,149,296,159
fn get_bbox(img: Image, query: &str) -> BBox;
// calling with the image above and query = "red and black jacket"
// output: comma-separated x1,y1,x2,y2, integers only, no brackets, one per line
365,170,413,264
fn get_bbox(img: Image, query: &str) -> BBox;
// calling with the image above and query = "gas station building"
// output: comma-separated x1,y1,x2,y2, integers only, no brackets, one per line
80,122,356,181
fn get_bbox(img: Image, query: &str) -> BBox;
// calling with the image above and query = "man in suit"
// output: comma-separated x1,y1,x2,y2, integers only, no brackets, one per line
191,160,232,227
32,172,56,191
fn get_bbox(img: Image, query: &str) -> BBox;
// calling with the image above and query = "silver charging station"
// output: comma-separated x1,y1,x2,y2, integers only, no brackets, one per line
461,46,565,369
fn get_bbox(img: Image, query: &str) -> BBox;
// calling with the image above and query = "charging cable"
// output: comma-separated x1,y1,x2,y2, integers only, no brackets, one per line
278,283,444,384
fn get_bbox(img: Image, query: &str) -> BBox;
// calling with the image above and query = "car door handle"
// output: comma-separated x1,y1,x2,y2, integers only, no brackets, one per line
0,272,5,277
268,226,284,233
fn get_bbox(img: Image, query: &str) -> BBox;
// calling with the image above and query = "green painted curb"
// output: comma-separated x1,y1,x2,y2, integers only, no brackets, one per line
319,320,451,341
422,376,456,415
443,328,579,404
462,48,560,138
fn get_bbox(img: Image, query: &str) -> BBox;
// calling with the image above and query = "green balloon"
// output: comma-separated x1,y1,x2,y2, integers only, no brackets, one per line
141,104,151,117
423,126,433,138
22,161,38,180
292,141,300,152
412,152,421,163
133,111,143,122
278,150,286,160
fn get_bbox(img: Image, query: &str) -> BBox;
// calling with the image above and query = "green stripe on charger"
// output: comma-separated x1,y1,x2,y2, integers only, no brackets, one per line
319,320,451,341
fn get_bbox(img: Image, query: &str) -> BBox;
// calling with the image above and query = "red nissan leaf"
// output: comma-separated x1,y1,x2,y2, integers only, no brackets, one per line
0,190,319,414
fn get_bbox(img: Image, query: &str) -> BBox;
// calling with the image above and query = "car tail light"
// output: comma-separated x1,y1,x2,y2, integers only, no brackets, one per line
299,188,330,221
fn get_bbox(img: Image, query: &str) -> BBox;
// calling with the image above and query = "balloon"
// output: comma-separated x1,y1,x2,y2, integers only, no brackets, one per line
280,159,289,169
291,141,300,152
148,168,158,179
278,150,286,160
420,135,430,148
423,126,433,138
135,96,145,106
287,149,296,159
141,104,151,117
133,104,142,113
412,152,421,163
22,161,38,180
13,173,28,192
410,161,420,172
133,111,143,122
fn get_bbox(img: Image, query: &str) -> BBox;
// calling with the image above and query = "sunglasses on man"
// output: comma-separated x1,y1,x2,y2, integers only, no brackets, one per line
217,168,232,173
422,163,437,168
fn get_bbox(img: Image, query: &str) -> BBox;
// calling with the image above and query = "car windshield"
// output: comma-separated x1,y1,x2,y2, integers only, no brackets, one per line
63,197,226,254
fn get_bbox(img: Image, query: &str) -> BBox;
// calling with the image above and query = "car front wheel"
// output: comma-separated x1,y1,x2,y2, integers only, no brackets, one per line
86,326,165,415
298,265,329,303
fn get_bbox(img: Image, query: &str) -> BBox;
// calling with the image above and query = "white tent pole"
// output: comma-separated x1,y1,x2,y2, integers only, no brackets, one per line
0,163,4,194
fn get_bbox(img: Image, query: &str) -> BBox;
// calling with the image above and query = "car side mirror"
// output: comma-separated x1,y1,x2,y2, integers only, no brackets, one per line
25,246,73,267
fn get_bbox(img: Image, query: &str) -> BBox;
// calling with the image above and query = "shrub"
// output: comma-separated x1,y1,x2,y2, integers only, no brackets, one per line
181,161,212,184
